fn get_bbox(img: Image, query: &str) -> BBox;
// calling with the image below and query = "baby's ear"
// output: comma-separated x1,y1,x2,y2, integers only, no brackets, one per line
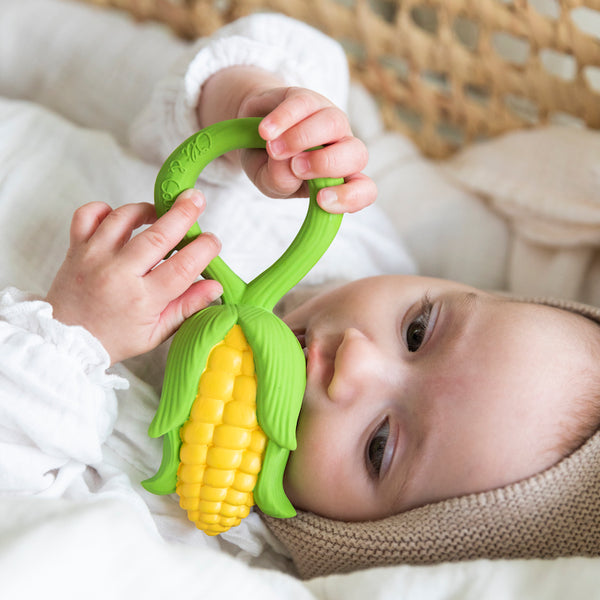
275,279,349,316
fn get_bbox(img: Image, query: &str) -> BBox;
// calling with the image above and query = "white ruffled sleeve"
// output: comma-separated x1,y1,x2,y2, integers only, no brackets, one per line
0,288,128,495
129,12,350,181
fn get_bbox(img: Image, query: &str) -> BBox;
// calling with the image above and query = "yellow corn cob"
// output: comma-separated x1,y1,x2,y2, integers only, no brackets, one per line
175,324,267,535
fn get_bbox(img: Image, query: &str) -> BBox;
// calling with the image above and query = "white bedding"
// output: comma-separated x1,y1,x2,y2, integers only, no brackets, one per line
2,1,600,598
3,496,600,599
0,497,306,599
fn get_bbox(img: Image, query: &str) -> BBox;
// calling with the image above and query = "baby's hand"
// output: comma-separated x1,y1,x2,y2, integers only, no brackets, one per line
46,190,222,364
239,86,376,213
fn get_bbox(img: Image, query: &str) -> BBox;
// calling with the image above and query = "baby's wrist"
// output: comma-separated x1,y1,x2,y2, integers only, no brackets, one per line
197,65,284,129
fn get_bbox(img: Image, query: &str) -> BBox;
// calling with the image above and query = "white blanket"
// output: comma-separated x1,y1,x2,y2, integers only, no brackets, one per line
1,1,600,598
3,496,600,599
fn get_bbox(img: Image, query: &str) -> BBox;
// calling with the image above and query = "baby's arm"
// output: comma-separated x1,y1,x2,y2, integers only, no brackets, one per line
197,66,376,214
46,189,222,365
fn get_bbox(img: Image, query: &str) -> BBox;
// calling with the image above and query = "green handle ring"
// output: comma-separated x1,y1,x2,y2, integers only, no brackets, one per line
155,117,343,309
145,118,343,521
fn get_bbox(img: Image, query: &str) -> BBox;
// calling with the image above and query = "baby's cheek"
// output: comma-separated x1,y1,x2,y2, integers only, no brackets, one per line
282,420,323,510
282,450,309,509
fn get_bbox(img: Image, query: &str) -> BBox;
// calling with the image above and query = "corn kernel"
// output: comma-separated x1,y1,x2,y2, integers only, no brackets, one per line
224,325,248,351
198,500,222,515
202,523,227,535
208,344,242,373
177,464,205,483
200,486,227,502
249,430,266,454
181,421,213,445
225,488,249,506
189,396,224,423
233,375,257,403
239,451,262,475
223,401,257,429
219,517,239,528
198,513,220,525
179,444,208,465
177,482,201,498
198,370,234,399
219,503,237,518
204,468,235,489
233,471,256,493
179,495,200,511
213,424,252,450
207,446,242,470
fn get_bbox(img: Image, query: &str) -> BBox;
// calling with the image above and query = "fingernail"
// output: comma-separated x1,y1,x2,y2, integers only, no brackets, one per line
261,117,286,141
202,231,221,251
292,155,310,176
268,139,286,157
260,119,278,140
318,189,339,211
181,188,205,209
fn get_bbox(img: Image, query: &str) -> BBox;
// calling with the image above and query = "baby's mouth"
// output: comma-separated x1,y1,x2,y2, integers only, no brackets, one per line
292,328,337,394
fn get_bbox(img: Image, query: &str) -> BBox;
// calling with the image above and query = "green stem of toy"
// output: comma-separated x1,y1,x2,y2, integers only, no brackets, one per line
242,178,342,311
154,117,343,307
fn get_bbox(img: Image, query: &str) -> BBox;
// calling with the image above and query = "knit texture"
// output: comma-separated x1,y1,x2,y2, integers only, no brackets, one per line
262,297,600,579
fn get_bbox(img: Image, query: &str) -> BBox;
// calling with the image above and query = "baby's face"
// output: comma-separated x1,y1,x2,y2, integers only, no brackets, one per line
282,275,600,521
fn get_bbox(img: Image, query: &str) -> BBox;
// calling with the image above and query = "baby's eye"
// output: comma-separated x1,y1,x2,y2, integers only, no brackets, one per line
367,418,390,476
406,297,432,352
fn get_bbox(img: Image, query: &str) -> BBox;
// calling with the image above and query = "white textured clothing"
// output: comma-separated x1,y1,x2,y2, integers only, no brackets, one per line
0,0,413,570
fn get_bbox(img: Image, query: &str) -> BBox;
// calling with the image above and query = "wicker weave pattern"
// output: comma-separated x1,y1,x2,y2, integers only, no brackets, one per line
81,0,600,156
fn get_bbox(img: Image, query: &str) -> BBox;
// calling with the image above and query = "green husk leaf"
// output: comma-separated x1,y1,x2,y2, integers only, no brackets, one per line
148,304,238,438
253,440,296,517
237,305,304,451
141,428,181,495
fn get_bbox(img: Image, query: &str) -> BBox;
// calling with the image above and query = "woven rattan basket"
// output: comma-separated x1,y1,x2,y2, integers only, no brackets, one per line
79,0,600,157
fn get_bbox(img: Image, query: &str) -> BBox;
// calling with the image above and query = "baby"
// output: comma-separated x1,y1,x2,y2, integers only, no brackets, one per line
282,275,600,520
45,64,600,528
5,1,599,578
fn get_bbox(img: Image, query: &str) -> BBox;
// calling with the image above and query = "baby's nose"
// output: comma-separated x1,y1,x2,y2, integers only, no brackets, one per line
327,328,391,406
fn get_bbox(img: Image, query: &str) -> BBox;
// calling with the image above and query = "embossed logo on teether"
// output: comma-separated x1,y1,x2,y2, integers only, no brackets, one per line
159,132,213,205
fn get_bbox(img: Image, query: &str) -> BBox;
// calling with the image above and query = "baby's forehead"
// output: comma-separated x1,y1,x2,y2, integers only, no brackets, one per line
503,297,600,387
530,298,600,338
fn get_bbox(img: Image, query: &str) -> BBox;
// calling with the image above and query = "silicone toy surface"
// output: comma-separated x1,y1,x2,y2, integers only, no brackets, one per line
142,117,343,534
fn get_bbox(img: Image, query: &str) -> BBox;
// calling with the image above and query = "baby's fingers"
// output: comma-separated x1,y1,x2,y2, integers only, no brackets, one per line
289,136,369,181
87,202,157,251
148,231,222,303
241,149,302,198
155,278,224,344
317,172,377,214
257,88,333,141
69,202,114,246
121,189,205,273
265,106,352,161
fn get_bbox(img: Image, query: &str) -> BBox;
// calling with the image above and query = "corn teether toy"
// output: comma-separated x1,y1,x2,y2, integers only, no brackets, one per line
142,117,342,535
